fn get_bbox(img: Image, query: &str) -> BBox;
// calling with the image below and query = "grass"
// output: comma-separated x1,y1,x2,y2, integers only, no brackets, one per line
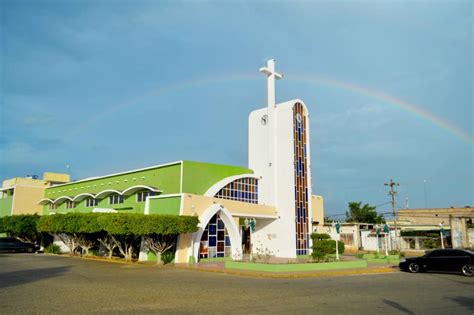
225,260,368,272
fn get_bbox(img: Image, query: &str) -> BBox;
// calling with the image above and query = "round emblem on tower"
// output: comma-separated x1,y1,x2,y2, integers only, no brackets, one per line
296,113,302,124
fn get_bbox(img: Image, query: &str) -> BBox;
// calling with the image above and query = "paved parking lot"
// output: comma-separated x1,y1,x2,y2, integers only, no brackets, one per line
0,253,473,314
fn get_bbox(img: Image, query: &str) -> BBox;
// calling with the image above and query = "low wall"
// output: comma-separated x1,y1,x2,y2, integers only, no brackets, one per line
224,260,367,272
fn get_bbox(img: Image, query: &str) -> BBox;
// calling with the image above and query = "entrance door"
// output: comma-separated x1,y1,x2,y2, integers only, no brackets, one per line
241,226,251,254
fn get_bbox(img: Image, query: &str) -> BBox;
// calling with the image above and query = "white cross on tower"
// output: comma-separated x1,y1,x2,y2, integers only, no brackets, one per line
260,59,283,108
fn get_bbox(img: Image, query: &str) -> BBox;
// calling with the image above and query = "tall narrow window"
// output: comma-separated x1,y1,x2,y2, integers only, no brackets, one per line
136,191,156,202
293,102,309,256
66,200,75,209
109,194,124,205
86,198,99,207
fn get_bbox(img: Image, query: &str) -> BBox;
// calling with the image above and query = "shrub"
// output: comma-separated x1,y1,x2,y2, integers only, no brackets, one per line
45,244,61,254
161,250,175,264
310,233,345,262
389,250,406,257
0,214,41,243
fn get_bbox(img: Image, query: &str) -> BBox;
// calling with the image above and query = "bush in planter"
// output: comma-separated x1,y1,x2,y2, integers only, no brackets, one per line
310,233,345,262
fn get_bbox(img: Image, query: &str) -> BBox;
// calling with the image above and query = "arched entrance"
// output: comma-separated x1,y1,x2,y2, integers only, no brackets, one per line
199,213,231,259
191,204,242,262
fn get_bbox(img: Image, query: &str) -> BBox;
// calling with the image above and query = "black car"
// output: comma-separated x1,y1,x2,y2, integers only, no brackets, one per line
399,248,473,276
0,237,40,253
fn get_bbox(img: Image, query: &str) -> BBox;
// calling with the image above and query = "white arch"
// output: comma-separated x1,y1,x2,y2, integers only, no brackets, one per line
53,196,74,204
38,198,54,205
190,203,242,262
203,174,260,197
95,189,122,199
72,193,96,202
121,185,161,196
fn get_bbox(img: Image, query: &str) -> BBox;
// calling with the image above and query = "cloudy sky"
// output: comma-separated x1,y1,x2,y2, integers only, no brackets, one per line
1,1,472,217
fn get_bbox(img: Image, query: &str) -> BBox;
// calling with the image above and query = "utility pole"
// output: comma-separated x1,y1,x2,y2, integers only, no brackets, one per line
385,179,400,249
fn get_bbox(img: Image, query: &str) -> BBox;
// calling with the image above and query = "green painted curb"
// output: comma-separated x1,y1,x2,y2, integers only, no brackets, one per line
225,260,368,272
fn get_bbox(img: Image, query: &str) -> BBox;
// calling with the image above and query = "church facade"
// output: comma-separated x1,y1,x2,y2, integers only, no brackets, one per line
36,60,324,263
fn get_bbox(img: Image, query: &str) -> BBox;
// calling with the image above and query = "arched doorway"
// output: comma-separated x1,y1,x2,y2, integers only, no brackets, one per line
199,213,232,259
191,204,242,262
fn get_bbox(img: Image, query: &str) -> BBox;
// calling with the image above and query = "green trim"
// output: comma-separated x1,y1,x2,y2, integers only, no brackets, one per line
148,196,181,215
224,260,368,272
181,161,253,195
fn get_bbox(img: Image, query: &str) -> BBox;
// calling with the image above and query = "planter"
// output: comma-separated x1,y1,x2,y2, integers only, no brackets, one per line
224,260,367,272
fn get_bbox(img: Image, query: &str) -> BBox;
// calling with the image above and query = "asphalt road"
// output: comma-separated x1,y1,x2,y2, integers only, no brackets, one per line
0,254,473,314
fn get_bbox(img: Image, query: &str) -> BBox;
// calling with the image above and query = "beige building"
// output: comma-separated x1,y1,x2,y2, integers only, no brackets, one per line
398,207,474,249
0,173,70,217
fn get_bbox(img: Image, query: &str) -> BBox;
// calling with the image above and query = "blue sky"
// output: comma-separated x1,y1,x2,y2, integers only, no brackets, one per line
1,1,472,217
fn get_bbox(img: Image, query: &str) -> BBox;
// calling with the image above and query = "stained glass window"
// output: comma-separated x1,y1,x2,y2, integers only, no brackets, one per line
199,214,232,259
214,177,258,204
293,102,310,256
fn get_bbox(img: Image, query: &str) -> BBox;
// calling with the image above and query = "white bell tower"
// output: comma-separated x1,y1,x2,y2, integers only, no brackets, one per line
248,59,313,258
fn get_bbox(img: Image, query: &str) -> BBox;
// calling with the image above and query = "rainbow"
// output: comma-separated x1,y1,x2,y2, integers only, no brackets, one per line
67,73,473,145
290,74,473,145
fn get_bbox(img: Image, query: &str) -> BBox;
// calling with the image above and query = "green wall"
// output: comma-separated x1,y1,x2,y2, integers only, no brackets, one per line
182,160,253,195
45,162,181,199
0,196,13,217
148,196,181,215
43,194,144,215
40,160,253,215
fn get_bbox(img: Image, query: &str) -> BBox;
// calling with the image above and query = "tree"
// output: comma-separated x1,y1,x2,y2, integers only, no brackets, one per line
345,202,384,224
38,213,102,255
37,213,199,262
132,214,198,264
97,214,199,262
0,214,41,243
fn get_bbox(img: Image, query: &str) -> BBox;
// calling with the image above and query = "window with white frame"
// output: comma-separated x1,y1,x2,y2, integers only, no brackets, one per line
48,203,58,210
136,191,156,202
109,194,124,205
66,200,75,209
86,198,99,207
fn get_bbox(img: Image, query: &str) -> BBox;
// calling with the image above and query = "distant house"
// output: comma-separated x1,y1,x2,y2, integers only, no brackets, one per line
397,207,474,249
0,173,70,217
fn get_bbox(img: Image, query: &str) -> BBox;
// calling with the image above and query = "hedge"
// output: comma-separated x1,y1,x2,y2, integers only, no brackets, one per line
36,213,199,262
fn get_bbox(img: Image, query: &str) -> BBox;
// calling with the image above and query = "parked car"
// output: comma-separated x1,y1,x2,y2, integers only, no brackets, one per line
0,237,40,253
399,248,473,276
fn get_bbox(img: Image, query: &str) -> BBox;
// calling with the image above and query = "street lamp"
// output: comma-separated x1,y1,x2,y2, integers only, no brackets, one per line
439,223,445,249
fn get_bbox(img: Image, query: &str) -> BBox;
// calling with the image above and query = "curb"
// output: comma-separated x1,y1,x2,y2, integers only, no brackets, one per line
173,264,398,279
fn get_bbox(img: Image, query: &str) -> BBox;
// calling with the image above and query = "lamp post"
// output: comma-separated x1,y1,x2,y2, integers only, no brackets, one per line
383,223,390,256
439,223,445,249
375,225,381,254
332,221,341,260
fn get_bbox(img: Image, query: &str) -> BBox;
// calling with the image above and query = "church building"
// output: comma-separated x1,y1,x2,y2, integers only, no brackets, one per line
36,60,324,263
